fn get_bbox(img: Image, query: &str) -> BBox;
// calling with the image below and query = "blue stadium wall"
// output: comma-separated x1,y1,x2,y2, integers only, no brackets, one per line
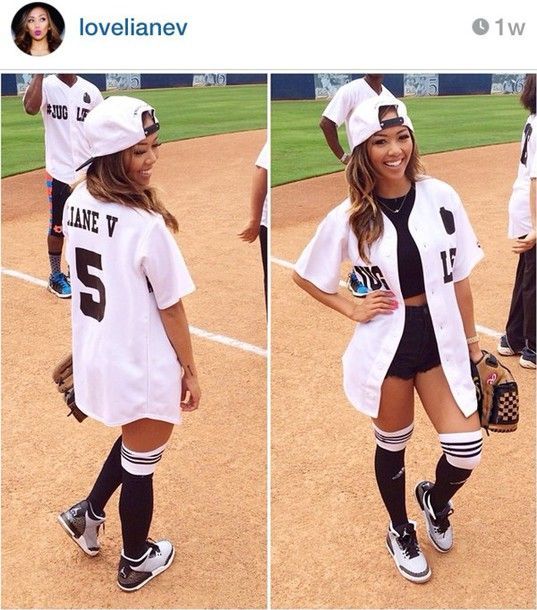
271,74,498,100
1,73,267,96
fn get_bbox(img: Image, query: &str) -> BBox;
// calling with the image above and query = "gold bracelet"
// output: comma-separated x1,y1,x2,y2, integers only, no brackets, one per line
466,335,479,345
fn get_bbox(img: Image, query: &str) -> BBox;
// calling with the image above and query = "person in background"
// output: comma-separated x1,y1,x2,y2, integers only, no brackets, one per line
239,142,268,313
497,73,536,369
320,74,395,165
23,73,103,297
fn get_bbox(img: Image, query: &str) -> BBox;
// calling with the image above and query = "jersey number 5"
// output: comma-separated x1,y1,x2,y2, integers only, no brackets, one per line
75,247,106,322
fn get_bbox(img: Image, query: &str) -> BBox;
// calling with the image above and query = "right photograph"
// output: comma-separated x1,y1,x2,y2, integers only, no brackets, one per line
271,73,535,608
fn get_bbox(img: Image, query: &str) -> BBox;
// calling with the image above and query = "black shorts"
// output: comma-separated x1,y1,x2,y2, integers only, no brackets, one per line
385,304,441,379
46,172,70,237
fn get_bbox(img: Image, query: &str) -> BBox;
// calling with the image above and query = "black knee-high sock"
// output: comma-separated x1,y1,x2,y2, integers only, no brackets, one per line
374,446,408,528
429,454,473,514
120,470,154,559
86,436,123,517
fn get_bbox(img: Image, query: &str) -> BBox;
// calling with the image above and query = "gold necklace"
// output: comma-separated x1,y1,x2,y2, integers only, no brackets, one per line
376,187,413,214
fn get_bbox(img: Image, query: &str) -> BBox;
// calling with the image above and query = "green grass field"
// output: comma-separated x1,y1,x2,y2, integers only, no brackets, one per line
272,95,527,186
1,84,267,178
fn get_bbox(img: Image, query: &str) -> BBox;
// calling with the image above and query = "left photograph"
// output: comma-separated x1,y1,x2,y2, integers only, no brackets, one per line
1,72,267,608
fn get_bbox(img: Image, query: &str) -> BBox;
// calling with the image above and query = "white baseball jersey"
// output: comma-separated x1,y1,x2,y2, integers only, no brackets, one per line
63,183,195,427
256,142,268,228
28,75,104,184
322,78,396,150
508,114,537,238
295,177,484,418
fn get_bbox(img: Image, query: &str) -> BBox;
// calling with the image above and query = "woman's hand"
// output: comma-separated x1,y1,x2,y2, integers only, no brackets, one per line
181,374,201,412
238,220,260,243
512,230,536,254
348,290,398,323
468,343,483,363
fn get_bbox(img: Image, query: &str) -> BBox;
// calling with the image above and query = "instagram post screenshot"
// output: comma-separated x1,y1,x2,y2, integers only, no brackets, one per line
0,1,535,608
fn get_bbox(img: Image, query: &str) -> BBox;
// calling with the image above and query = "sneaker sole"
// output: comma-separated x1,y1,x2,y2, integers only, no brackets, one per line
520,357,536,369
57,514,99,556
47,285,72,299
414,483,453,554
497,346,516,356
385,538,431,584
117,546,175,592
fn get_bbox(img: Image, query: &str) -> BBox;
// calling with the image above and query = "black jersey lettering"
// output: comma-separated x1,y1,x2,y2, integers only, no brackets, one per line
440,248,457,283
47,104,68,120
75,248,106,322
76,107,90,122
353,265,390,291
106,215,119,237
521,122,533,166
67,206,100,233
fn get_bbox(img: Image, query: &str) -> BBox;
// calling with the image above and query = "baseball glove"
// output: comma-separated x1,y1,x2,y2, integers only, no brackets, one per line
470,350,519,433
52,353,87,423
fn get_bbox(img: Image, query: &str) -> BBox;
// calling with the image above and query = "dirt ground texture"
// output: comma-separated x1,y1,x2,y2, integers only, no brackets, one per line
1,130,267,609
271,143,536,609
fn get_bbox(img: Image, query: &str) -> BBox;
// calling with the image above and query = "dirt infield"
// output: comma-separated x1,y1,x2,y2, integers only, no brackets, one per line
1,130,267,609
271,143,536,609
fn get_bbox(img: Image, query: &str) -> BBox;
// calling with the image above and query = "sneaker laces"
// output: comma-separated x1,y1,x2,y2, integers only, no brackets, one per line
54,273,71,291
430,503,454,535
397,525,420,559
146,539,161,557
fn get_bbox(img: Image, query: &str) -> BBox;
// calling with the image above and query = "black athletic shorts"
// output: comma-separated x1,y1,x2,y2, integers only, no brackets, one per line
385,304,441,379
46,172,70,237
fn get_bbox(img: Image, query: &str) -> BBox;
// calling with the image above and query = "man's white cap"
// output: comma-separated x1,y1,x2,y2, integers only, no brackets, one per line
77,96,159,170
348,96,413,150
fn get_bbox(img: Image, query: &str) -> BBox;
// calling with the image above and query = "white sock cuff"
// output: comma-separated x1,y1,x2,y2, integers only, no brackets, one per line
373,422,414,452
439,430,483,470
121,442,167,476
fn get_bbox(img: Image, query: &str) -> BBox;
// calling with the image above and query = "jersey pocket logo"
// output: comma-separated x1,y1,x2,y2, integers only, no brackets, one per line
440,207,455,235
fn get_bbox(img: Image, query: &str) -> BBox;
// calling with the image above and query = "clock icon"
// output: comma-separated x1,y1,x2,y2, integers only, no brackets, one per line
472,18,490,35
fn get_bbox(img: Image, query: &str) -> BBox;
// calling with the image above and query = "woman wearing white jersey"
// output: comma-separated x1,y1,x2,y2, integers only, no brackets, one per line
57,96,201,592
294,96,484,583
497,74,536,368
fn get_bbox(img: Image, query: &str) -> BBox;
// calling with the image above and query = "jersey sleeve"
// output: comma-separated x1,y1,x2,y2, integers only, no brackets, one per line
294,203,350,293
256,143,268,170
92,87,105,108
322,85,352,127
139,216,195,309
451,191,484,282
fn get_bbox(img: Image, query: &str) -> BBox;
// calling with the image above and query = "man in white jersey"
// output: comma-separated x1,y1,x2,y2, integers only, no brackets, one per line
23,73,103,297
319,74,395,164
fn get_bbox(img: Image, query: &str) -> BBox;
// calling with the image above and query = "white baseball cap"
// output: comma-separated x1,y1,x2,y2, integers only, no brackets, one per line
348,96,414,150
77,96,159,170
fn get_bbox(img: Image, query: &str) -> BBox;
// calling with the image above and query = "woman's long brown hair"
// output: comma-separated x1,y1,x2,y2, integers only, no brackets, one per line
520,74,536,115
85,117,179,232
14,5,62,54
346,106,425,262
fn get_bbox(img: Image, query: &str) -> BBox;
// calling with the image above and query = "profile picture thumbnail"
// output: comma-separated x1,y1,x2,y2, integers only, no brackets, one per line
12,2,65,56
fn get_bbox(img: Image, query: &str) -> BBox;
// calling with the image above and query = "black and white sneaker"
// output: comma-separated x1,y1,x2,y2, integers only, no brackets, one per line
117,539,175,592
497,334,520,357
57,499,105,556
415,480,454,553
520,347,536,369
385,521,431,583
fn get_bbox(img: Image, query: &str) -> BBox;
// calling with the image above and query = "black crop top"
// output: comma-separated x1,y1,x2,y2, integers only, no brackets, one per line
375,185,425,299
